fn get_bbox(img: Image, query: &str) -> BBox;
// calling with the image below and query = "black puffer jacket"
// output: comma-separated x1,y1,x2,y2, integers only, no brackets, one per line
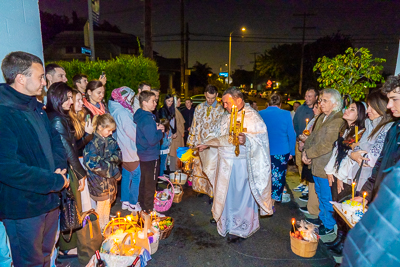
47,112,87,179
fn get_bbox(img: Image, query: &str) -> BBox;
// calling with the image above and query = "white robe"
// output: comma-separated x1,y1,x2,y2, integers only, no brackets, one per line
202,104,273,237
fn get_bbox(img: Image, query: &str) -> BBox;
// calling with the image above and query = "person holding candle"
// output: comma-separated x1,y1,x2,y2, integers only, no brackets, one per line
187,85,224,198
323,101,367,254
259,93,296,207
302,88,344,236
197,87,273,243
355,76,400,205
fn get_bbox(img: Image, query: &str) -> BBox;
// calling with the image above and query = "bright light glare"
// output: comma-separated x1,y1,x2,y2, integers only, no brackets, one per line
241,27,246,31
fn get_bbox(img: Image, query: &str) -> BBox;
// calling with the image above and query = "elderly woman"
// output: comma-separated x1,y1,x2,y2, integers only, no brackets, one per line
259,93,296,207
302,88,344,236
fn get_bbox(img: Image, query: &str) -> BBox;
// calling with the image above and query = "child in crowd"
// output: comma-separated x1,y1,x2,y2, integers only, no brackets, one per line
133,91,164,213
83,114,122,230
159,118,172,176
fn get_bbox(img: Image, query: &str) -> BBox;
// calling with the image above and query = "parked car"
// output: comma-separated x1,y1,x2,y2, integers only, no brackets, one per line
190,94,222,106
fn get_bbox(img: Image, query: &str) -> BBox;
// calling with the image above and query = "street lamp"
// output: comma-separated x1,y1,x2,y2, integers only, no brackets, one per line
228,27,246,85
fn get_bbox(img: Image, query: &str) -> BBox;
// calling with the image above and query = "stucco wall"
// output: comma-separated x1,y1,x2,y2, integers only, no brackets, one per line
0,0,43,83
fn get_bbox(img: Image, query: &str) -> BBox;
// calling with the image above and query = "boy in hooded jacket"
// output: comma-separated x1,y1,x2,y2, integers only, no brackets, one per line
133,91,164,212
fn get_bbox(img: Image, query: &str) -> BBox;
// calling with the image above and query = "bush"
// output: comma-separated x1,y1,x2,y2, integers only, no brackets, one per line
51,54,160,100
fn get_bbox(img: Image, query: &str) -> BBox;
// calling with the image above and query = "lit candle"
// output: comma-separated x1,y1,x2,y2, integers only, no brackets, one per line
305,118,309,129
230,105,235,132
355,125,359,143
352,182,356,200
291,218,296,232
117,212,120,218
240,110,245,132
233,106,238,132
363,192,367,213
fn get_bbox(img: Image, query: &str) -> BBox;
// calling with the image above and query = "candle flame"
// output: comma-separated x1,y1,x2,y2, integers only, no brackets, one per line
291,218,295,224
363,192,367,197
127,215,132,221
352,182,356,186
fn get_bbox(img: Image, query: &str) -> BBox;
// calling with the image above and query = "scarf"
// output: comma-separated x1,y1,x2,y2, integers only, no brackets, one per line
111,87,135,114
83,98,106,116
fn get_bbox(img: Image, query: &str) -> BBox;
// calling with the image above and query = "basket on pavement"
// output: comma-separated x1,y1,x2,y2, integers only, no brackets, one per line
289,232,318,258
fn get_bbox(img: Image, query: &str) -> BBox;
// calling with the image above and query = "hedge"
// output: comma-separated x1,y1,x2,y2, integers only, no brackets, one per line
52,54,160,100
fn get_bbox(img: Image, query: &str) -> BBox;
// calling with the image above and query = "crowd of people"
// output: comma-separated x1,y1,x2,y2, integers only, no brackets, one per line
1,50,400,266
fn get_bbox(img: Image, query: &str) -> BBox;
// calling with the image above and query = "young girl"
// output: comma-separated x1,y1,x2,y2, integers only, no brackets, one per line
83,114,122,230
159,118,172,176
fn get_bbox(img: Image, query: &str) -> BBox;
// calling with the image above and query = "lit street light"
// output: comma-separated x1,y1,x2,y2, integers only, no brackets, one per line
228,27,246,85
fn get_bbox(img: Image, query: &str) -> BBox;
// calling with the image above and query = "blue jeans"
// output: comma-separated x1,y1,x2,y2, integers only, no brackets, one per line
121,166,141,205
313,176,336,229
0,222,11,267
159,154,168,176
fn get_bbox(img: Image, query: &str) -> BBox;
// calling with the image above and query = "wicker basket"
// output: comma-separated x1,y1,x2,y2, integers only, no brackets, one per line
290,232,318,258
168,183,183,203
154,176,174,212
159,218,174,240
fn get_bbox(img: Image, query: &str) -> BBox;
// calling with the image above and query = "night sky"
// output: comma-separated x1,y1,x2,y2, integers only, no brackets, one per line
39,0,400,74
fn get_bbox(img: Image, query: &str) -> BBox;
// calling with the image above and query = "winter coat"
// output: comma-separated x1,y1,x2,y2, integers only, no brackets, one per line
108,100,139,163
169,108,185,158
304,111,344,178
133,108,163,162
83,132,122,202
361,121,400,202
342,159,400,266
0,84,66,219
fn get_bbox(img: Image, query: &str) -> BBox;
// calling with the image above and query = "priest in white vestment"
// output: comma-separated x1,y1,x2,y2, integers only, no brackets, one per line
198,87,273,242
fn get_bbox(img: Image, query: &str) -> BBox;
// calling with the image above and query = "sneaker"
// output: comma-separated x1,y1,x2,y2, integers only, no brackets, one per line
302,186,309,195
299,195,309,202
293,183,306,192
135,203,142,212
299,206,309,214
121,201,130,210
281,193,291,203
128,203,142,212
319,225,334,236
305,217,323,227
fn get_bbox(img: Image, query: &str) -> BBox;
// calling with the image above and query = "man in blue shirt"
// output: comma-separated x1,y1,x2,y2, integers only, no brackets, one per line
292,88,318,192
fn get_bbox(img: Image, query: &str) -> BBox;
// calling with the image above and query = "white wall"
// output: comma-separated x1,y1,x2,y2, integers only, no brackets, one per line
0,0,44,83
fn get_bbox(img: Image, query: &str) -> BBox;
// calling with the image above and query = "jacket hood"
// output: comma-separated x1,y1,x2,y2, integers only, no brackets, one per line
133,108,153,124
108,99,125,113
0,83,39,111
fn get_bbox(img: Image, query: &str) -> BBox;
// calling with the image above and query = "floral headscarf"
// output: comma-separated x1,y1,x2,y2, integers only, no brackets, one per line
111,87,135,114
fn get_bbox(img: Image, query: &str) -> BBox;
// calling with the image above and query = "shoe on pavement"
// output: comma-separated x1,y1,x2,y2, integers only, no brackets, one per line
305,217,323,227
281,193,291,203
299,195,309,202
299,206,309,214
121,201,130,210
302,186,309,195
210,218,216,225
319,225,334,236
293,183,306,192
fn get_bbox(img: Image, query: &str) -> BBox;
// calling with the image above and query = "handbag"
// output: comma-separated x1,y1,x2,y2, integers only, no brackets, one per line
60,185,83,242
77,209,102,266
338,157,365,203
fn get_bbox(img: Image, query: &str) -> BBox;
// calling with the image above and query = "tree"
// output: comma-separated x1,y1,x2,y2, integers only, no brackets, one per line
231,69,254,87
189,61,212,88
313,47,386,100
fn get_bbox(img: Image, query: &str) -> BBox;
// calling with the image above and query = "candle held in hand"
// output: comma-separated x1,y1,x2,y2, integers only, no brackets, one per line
363,192,367,213
305,118,309,129
352,182,355,200
355,125,359,143
240,110,245,132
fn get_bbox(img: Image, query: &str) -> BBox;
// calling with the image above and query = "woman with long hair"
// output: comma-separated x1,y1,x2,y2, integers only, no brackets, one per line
324,95,393,255
69,89,93,155
46,82,87,256
83,80,108,116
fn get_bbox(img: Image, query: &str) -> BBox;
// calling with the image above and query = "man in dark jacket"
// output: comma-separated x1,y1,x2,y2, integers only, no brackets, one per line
181,98,195,146
342,159,400,266
0,51,68,267
356,75,400,204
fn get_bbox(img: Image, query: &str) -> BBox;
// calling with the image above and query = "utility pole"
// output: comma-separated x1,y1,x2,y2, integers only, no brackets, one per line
144,0,153,59
250,52,259,89
293,13,315,95
185,22,190,99
87,0,95,61
180,0,185,98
